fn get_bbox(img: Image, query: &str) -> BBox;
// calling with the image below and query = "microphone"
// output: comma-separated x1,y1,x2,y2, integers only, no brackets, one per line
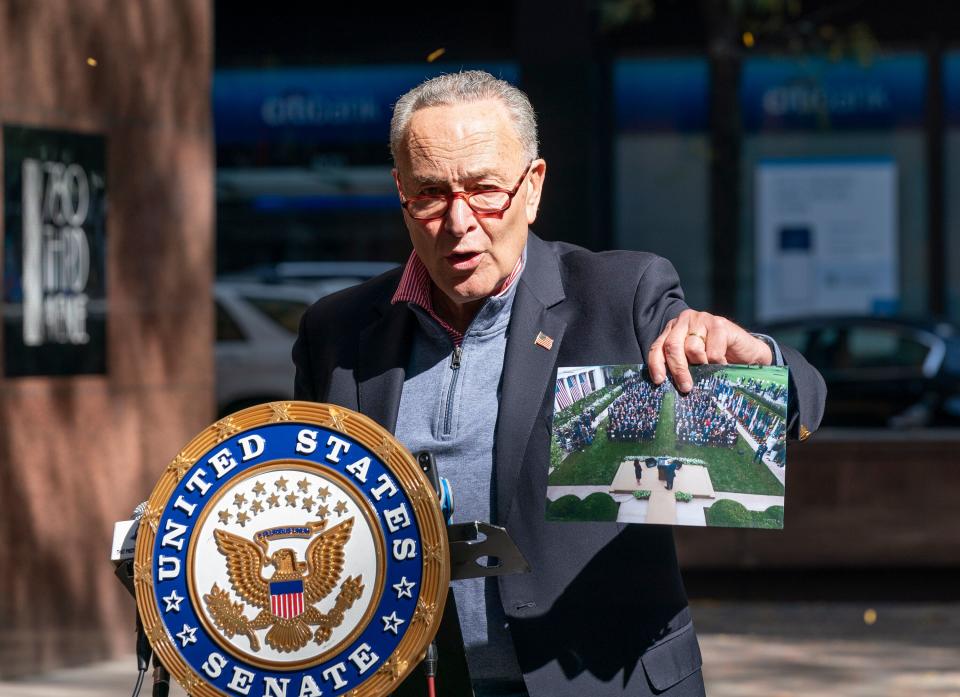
110,500,155,697
111,502,147,566
131,501,153,694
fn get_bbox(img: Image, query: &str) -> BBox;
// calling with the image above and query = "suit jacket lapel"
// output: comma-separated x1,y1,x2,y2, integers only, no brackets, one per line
358,300,415,433
495,234,566,522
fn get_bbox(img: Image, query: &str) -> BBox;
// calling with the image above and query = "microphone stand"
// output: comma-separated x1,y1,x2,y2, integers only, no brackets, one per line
414,451,531,697
415,451,447,697
112,504,172,697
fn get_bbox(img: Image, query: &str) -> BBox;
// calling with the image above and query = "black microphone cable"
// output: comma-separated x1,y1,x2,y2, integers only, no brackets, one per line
129,502,151,697
131,612,152,697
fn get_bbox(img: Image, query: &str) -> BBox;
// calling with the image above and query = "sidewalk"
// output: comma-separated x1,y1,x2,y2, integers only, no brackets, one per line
2,601,958,696
0,659,186,697
695,600,960,696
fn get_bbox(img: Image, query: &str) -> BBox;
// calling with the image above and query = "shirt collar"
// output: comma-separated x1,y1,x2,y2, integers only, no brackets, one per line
391,248,526,346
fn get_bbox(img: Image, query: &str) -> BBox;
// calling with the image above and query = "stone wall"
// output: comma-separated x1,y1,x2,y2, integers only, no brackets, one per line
676,434,960,568
0,0,213,677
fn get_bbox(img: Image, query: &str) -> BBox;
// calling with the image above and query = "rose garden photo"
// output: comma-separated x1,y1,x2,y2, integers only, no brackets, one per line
547,363,789,528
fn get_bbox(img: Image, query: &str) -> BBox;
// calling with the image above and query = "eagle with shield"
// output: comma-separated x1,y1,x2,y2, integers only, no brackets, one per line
202,518,365,653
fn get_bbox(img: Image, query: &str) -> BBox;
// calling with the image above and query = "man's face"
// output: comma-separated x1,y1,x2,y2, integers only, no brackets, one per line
394,100,546,310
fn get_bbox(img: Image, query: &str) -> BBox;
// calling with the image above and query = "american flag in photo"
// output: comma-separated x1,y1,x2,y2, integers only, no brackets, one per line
556,379,573,409
568,375,583,401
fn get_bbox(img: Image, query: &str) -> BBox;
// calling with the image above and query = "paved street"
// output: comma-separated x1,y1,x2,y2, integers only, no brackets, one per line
1,601,958,696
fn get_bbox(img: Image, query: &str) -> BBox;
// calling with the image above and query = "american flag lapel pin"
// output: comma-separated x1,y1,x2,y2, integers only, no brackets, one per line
534,331,554,351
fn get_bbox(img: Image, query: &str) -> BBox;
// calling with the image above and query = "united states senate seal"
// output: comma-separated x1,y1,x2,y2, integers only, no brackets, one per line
134,402,449,697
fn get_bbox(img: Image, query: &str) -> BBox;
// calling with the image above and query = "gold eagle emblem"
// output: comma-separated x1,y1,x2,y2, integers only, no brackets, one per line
202,518,364,653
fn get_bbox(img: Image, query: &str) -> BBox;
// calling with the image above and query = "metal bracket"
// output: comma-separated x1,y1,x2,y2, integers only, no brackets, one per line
447,521,531,581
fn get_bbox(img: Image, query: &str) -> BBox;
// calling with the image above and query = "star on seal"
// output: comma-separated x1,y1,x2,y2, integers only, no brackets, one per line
393,577,416,599
382,611,405,635
162,590,184,613
177,623,198,647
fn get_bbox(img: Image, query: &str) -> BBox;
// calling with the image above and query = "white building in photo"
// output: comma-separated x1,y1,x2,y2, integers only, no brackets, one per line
554,365,609,412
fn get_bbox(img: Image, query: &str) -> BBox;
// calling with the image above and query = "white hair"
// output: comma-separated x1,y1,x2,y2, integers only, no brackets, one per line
389,70,539,165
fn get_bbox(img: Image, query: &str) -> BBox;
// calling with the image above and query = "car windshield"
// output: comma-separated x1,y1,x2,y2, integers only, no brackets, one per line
216,301,246,342
243,296,309,334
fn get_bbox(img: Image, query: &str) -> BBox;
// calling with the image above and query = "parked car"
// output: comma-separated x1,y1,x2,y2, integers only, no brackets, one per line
215,281,317,417
758,316,960,428
215,261,399,417
221,261,399,297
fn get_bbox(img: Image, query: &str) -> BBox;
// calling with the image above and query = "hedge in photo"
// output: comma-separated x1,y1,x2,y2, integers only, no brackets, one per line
546,492,620,521
705,499,784,528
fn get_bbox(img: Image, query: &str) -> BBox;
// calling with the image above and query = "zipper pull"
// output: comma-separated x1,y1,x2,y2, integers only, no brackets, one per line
450,345,462,369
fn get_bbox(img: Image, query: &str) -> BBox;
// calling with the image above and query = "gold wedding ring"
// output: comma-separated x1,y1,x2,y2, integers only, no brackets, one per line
687,331,706,343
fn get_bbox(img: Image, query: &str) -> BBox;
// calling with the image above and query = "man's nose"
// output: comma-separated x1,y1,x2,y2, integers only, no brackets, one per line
444,194,475,237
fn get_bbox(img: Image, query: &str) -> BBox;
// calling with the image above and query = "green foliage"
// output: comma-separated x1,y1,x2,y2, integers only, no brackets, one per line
704,499,784,529
582,492,619,520
632,489,652,500
546,493,619,522
550,438,563,469
705,499,753,526
610,365,638,381
545,495,580,520
674,491,693,503
553,384,618,428
757,505,785,529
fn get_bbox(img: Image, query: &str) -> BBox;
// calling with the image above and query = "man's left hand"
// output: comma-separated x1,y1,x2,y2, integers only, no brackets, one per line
647,309,772,393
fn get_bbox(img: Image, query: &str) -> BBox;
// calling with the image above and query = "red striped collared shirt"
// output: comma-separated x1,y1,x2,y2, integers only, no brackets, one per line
391,251,525,346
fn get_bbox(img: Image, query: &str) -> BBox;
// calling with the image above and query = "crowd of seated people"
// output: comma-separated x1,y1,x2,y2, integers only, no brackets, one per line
711,376,736,405
607,378,664,442
674,380,738,447
556,407,596,453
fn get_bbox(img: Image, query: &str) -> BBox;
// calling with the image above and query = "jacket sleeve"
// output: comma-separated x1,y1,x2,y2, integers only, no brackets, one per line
778,343,827,440
631,254,826,441
632,255,689,354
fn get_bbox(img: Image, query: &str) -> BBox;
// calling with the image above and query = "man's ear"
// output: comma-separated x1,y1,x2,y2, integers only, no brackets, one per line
392,168,403,197
525,159,547,225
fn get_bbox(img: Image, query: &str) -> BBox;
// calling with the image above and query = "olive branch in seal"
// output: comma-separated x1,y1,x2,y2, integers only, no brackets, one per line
203,584,263,651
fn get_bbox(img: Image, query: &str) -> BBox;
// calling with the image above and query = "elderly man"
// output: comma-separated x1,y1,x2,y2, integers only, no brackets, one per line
294,71,825,697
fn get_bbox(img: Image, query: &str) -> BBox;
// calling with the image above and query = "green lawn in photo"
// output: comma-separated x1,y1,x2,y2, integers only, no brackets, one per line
549,389,785,496
719,365,788,388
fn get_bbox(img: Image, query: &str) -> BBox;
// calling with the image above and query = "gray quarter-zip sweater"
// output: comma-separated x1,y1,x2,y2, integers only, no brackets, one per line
394,272,523,683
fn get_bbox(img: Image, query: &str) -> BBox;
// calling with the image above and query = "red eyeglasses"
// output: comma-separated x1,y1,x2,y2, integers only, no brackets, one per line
399,163,533,221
